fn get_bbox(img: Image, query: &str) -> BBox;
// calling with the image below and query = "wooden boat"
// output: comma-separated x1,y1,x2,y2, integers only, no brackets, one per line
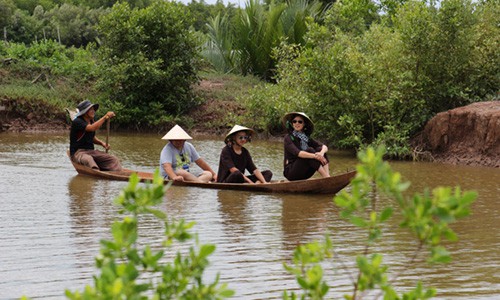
69,156,356,194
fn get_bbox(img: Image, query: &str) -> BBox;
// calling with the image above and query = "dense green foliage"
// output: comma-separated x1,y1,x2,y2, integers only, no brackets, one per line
96,1,200,128
243,0,499,158
187,0,239,33
1,0,243,129
1,0,498,151
63,171,234,299
203,0,325,80
0,40,98,111
2,39,96,76
3,1,107,46
2,0,239,48
284,146,476,299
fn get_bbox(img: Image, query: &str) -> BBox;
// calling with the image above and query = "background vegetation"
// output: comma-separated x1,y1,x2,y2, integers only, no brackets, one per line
240,0,499,157
1,0,498,156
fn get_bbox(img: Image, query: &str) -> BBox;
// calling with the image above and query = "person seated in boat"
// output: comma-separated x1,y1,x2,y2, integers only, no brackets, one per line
69,99,122,171
160,124,217,183
282,112,330,181
217,125,273,184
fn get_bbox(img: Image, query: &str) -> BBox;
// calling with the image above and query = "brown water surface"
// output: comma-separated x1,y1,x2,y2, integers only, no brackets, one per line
0,132,498,299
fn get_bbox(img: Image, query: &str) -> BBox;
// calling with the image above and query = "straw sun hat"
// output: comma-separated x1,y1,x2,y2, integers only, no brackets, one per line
282,112,314,135
224,125,254,143
161,124,193,140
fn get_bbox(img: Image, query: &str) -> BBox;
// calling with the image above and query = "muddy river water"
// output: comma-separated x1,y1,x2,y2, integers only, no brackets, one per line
0,132,499,299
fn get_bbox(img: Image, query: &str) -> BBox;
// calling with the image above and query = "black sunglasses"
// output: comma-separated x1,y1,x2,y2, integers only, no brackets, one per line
292,119,304,124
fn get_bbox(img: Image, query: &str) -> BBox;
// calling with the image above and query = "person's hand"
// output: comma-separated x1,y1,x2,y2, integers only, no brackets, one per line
173,175,184,181
314,153,327,165
105,111,116,119
103,143,111,151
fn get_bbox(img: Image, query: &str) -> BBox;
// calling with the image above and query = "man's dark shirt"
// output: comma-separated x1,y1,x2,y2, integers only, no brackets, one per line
69,117,95,156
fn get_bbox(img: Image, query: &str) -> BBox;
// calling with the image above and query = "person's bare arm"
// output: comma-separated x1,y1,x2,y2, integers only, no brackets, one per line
86,112,115,132
298,149,327,165
93,137,110,151
253,169,268,183
162,163,183,181
196,158,217,181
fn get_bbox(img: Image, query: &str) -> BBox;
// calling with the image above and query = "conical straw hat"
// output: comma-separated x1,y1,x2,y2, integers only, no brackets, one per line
161,124,193,140
225,125,254,143
282,112,314,135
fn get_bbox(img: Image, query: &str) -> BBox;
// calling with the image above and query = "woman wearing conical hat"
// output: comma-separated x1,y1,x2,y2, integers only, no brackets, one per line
159,125,217,183
216,125,273,184
282,112,330,181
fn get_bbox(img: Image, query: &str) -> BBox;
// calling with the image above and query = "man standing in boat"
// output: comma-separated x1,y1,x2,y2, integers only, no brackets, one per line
159,125,217,182
69,99,122,171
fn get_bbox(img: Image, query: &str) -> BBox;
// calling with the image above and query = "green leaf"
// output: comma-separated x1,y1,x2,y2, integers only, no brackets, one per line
379,207,393,222
199,244,216,259
350,215,368,227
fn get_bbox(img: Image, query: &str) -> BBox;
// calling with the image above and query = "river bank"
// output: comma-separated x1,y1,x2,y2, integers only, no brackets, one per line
1,83,498,168
411,101,499,168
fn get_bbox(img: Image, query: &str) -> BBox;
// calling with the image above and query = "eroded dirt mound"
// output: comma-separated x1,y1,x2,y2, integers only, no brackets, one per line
0,98,70,132
412,101,500,168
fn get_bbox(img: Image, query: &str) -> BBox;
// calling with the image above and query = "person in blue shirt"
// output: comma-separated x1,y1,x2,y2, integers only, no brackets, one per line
159,125,217,182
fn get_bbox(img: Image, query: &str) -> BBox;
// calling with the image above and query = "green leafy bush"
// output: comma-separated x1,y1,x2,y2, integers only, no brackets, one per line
2,40,97,78
250,0,499,158
284,146,477,299
97,1,200,129
65,171,234,299
0,40,98,112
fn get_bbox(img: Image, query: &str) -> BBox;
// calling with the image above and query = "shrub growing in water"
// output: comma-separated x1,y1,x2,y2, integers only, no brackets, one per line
64,171,234,299
283,146,477,299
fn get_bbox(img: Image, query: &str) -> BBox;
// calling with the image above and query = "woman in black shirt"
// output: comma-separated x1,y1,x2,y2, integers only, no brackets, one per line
217,125,272,184
282,112,330,181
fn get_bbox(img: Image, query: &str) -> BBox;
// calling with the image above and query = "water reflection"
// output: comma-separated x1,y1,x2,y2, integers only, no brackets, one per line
217,190,252,237
280,195,332,251
68,175,96,230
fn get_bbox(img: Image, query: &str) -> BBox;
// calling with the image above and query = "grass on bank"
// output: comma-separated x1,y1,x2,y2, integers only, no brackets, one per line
0,63,262,131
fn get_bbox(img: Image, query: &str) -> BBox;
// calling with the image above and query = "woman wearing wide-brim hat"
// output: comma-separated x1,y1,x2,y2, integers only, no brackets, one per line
282,112,330,181
159,124,217,182
69,99,122,171
216,125,273,184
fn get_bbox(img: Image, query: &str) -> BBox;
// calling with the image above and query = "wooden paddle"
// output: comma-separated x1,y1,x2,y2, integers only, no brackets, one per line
105,118,110,153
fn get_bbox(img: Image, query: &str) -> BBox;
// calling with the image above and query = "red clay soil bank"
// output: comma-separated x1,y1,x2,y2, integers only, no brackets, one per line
412,101,500,168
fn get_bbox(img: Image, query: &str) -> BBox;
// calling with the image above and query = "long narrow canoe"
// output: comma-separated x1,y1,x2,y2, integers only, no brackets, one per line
69,157,356,194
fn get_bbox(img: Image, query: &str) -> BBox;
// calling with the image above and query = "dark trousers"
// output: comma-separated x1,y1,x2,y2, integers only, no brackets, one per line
73,149,122,171
222,170,273,183
284,152,329,181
